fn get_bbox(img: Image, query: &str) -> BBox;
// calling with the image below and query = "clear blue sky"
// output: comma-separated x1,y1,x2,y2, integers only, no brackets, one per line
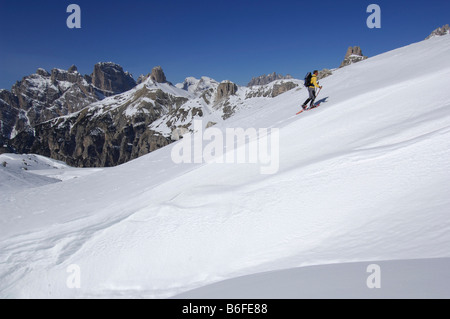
0,0,448,89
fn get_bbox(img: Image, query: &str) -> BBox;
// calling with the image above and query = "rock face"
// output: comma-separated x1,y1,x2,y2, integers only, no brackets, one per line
137,66,168,85
150,66,167,83
426,24,450,39
317,68,333,80
4,67,97,139
13,115,171,168
136,74,148,85
339,46,368,68
0,90,20,139
0,134,14,154
271,82,298,98
247,72,293,87
216,81,238,101
171,127,189,141
68,65,78,73
11,82,187,167
91,62,136,94
245,80,299,99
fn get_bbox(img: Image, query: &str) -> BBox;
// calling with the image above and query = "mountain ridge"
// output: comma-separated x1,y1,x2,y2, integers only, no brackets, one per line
6,67,302,167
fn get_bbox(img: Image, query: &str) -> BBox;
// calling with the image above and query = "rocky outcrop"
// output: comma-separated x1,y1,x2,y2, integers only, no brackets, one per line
136,74,148,85
247,72,293,87
137,66,168,85
68,65,78,73
50,67,83,84
91,62,136,94
339,46,368,68
0,90,20,139
0,134,14,154
171,127,189,141
206,121,217,129
317,69,333,80
271,82,298,98
150,66,167,83
216,81,238,101
36,68,50,77
426,24,450,39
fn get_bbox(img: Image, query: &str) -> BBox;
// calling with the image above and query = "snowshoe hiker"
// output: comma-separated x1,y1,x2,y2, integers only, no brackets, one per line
302,70,322,110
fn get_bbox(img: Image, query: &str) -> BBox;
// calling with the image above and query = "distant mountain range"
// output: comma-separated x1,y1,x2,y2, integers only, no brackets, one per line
1,64,302,167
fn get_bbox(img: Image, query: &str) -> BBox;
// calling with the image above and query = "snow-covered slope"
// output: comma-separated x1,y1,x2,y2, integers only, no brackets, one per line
1,34,450,298
176,258,450,299
0,153,102,193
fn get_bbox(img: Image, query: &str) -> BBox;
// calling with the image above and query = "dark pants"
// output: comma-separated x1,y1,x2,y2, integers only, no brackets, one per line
303,87,316,107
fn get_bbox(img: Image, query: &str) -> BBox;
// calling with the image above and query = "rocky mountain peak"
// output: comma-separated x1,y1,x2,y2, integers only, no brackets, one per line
426,24,450,40
50,67,82,84
216,80,238,101
36,68,50,77
68,65,78,73
136,66,168,85
150,66,167,83
339,46,368,68
91,62,136,94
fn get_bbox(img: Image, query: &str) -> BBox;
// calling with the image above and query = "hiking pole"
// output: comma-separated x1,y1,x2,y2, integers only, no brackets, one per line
315,87,321,100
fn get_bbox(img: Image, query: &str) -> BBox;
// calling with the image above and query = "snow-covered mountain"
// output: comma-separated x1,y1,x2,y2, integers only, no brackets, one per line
153,77,302,137
0,63,136,143
1,33,450,298
8,67,302,167
175,76,219,95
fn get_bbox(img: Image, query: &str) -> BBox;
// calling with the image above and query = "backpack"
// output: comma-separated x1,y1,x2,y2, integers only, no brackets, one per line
304,72,312,87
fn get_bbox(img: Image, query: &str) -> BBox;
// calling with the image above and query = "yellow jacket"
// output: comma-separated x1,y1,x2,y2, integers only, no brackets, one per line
310,74,320,88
